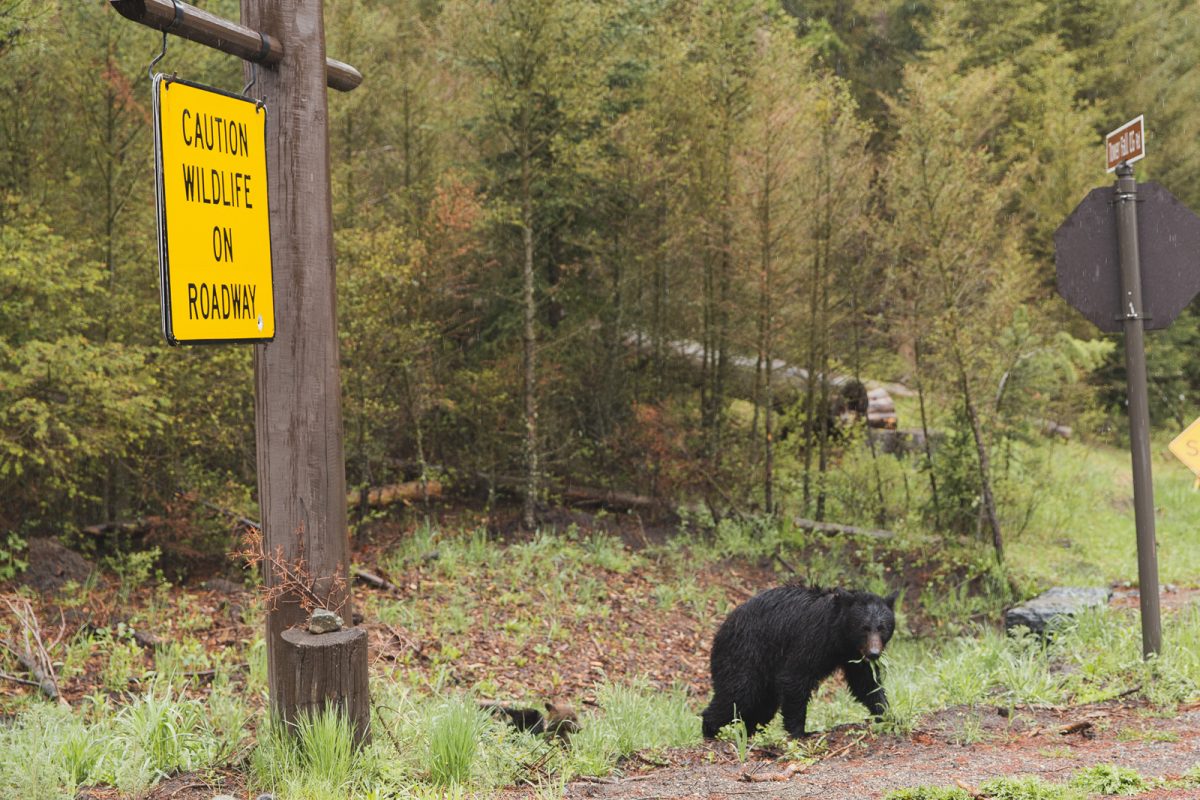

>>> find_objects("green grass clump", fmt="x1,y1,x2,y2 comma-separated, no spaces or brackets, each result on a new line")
979,774,1084,800
566,681,699,778
252,708,384,799
715,716,749,763
111,683,243,793
1069,764,1146,795
427,696,488,786
369,685,553,791
884,786,971,800
0,704,86,799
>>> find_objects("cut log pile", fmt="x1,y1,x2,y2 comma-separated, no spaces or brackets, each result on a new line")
625,333,899,429
866,387,896,430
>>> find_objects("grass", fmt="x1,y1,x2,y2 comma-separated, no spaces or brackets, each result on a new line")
1008,438,1200,586
890,763,1197,800
885,787,972,800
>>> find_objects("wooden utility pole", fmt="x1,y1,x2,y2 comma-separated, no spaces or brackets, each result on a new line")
240,0,367,741
110,0,368,739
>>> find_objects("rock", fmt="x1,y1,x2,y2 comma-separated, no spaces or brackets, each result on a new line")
308,608,344,634
1004,587,1112,635
203,577,245,595
211,795,240,800
17,538,96,594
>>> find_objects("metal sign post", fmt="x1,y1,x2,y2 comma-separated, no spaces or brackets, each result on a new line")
1055,116,1200,659
1112,164,1162,657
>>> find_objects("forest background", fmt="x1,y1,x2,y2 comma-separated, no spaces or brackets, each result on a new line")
3,0,1200,565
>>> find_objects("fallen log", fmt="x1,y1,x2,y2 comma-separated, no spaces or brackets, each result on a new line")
349,480,442,509
793,516,895,540
1039,419,1073,440
79,520,150,537
559,485,662,512
866,387,897,429
354,568,399,593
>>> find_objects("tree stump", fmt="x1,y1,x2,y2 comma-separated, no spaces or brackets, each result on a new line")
276,626,370,745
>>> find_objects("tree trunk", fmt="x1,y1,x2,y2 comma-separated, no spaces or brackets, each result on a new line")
520,147,539,531
958,364,1003,562
277,627,370,745
913,340,941,528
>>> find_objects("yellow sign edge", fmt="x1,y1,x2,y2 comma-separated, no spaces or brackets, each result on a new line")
1168,416,1200,478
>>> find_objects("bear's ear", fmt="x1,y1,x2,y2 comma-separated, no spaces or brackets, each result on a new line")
884,590,899,609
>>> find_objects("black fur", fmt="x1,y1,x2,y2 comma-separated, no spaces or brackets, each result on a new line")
481,701,580,741
701,585,897,739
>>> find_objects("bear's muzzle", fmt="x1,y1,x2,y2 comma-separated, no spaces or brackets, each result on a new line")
862,633,885,660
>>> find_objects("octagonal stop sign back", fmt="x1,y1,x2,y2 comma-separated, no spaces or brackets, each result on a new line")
1055,182,1200,332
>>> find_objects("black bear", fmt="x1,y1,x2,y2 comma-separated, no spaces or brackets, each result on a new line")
481,700,580,741
701,585,897,739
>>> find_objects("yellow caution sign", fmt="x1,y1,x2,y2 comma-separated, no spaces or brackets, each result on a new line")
1168,416,1200,478
153,75,274,344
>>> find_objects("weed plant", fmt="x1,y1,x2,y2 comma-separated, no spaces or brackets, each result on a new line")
715,714,749,762
885,787,972,800
1069,764,1145,795
979,774,1084,800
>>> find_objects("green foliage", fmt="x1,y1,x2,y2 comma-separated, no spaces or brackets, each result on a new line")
101,636,142,693
0,532,26,580
978,775,1083,800
0,704,86,799
885,786,971,800
103,546,162,606
0,0,1176,551
0,200,163,534
1069,764,1146,796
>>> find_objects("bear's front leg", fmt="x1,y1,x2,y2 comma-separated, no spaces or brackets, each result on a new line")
843,659,887,717
701,695,738,739
778,678,816,737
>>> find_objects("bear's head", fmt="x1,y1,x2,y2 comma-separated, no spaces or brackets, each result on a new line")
837,589,898,660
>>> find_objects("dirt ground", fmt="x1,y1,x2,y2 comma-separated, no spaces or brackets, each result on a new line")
529,701,1200,800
